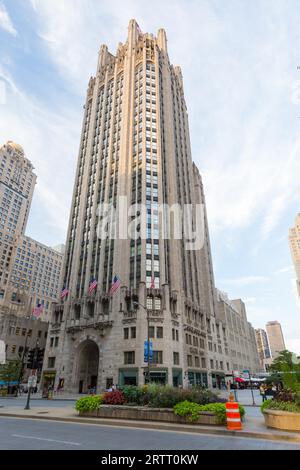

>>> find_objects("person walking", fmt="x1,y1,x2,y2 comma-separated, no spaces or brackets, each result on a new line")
260,384,266,402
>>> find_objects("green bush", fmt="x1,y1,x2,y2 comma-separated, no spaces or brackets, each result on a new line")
121,385,145,405
145,385,222,408
174,401,245,424
261,400,300,414
75,395,103,413
173,400,203,422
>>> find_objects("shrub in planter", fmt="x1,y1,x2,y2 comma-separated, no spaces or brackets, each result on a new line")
103,389,125,405
144,385,222,408
121,385,145,405
261,399,300,414
174,400,245,424
75,395,103,413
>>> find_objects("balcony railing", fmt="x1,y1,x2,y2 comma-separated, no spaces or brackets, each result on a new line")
66,315,112,332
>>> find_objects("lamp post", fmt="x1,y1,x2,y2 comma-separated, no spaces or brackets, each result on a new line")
133,301,151,384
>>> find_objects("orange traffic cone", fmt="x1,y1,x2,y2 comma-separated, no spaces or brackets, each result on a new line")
226,392,242,430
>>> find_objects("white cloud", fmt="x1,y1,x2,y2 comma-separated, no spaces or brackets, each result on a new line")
0,65,80,244
274,266,293,274
220,276,270,286
0,3,17,36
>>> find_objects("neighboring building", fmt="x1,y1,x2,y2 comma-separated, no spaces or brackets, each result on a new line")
289,214,300,298
0,141,36,300
255,328,271,370
43,20,220,393
0,311,48,380
9,235,63,320
266,321,286,359
215,290,261,380
0,141,64,320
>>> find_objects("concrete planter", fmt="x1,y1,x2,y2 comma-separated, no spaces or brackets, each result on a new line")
263,409,300,431
79,405,220,425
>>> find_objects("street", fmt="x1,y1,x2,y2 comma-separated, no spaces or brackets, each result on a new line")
0,416,299,450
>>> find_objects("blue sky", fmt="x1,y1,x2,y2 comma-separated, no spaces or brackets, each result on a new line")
1,0,300,353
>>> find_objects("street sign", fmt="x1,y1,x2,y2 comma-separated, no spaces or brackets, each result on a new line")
28,375,37,388
242,369,250,379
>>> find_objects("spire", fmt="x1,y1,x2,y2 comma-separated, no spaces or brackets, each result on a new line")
97,44,109,73
128,19,140,50
157,28,167,53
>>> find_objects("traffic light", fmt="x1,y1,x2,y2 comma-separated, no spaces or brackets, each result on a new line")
36,348,44,370
27,349,35,369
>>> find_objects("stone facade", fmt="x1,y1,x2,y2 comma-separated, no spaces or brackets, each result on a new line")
214,290,261,381
0,311,48,379
42,20,259,394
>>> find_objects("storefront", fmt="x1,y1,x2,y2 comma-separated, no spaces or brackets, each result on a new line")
118,368,138,386
187,371,208,387
172,368,183,387
211,372,226,389
41,370,56,398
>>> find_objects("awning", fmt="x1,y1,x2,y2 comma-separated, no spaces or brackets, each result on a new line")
235,377,245,383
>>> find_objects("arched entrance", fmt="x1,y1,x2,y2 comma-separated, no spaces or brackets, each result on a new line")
76,340,99,394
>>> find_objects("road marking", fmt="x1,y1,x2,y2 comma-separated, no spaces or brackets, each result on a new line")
12,434,81,446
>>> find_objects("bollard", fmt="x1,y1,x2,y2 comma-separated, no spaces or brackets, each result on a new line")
226,392,242,430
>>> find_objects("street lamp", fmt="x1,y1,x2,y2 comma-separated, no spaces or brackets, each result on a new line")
133,300,151,384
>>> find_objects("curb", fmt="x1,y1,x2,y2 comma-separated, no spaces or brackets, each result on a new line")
1,411,300,444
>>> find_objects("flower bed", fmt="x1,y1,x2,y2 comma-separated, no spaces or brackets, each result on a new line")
75,387,245,426
262,398,300,431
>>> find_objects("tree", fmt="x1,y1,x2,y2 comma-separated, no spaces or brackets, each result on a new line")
0,359,21,393
269,350,296,372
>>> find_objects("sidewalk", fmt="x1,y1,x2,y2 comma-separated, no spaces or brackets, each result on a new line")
0,404,300,443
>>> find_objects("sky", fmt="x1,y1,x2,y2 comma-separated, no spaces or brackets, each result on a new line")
1,0,300,353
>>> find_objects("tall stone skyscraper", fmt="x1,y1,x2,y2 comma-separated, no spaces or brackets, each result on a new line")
266,321,286,359
43,20,218,393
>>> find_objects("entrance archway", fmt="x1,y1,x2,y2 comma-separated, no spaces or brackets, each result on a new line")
77,340,99,394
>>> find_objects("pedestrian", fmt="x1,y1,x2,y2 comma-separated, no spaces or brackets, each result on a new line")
260,384,266,402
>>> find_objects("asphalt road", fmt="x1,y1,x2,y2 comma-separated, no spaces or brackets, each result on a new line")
0,397,75,408
0,417,299,450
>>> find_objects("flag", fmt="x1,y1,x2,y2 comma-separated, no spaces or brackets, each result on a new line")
60,287,69,299
150,274,155,289
88,278,98,294
109,275,121,295
32,303,44,318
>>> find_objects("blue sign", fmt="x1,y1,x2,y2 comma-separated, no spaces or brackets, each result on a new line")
144,340,153,363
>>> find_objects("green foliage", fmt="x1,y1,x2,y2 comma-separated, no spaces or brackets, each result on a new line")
174,401,245,425
269,350,299,373
261,400,300,414
260,399,273,413
0,359,21,385
121,385,145,405
173,401,202,422
145,385,222,408
75,395,103,412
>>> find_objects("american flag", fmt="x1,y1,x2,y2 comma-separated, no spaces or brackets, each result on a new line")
150,274,155,289
88,278,98,294
32,303,44,318
109,275,121,295
60,287,69,299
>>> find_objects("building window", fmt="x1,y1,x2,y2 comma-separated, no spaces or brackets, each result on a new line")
124,328,129,340
152,351,163,364
201,358,206,368
11,345,16,354
131,327,136,339
48,357,56,368
50,337,54,347
187,355,193,367
55,337,59,347
124,351,135,365
195,356,200,368
210,359,214,369
173,352,179,365
156,326,163,338
149,326,155,338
